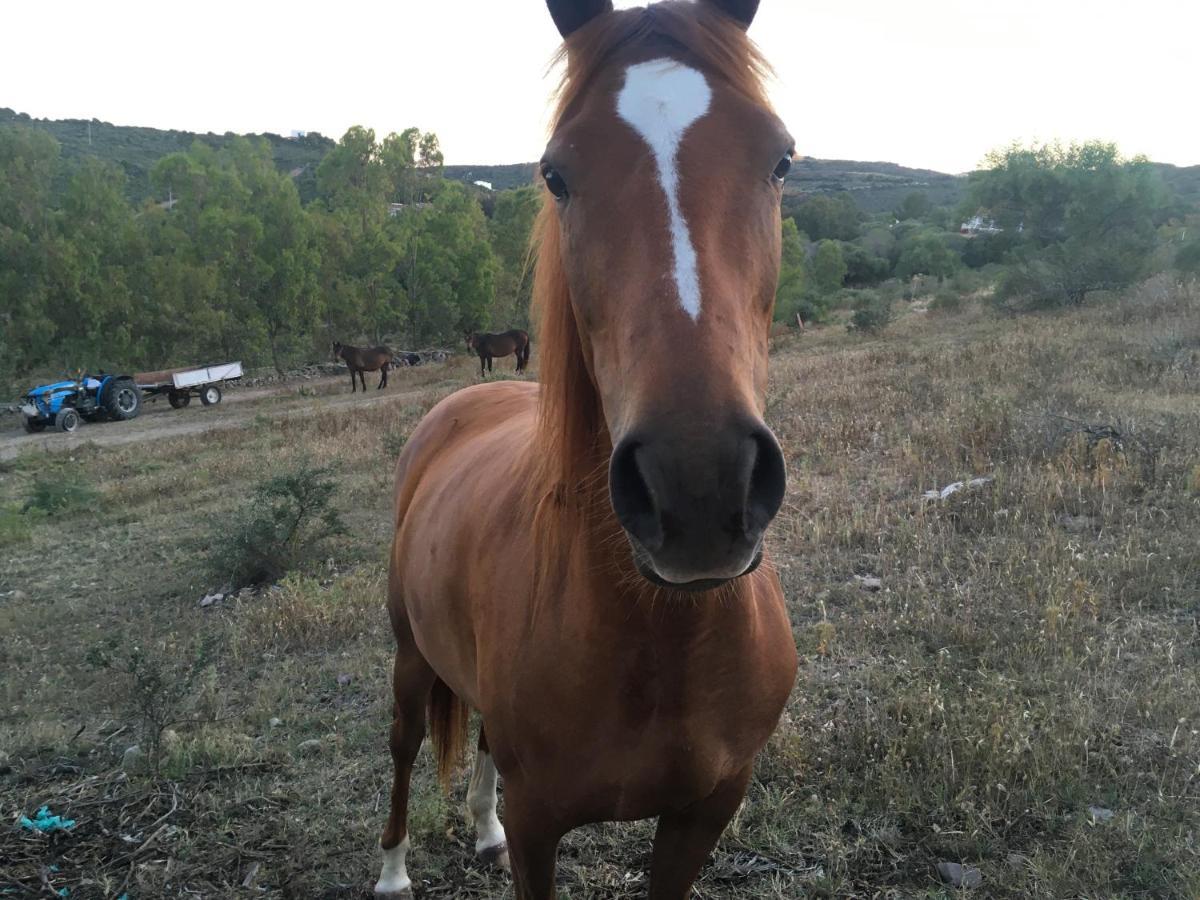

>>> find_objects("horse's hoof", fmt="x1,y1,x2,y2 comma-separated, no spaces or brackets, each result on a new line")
478,841,510,871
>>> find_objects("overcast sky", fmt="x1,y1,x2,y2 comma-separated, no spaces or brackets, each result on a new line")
4,0,1195,173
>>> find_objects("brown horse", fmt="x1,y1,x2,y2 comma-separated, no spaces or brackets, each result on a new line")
376,2,797,898
333,341,391,392
466,329,532,377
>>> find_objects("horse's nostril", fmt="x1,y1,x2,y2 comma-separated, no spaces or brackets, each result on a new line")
609,440,664,552
743,427,786,536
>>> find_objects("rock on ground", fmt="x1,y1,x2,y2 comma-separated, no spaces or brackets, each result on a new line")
936,861,983,889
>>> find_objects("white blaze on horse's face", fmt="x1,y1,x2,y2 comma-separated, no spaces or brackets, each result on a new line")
616,59,713,322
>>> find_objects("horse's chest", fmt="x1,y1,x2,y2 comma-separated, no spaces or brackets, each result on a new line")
496,641,786,822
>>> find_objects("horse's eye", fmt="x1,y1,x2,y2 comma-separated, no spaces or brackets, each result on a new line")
541,163,569,200
772,154,794,182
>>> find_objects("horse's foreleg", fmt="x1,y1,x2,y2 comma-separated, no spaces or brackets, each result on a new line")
466,727,508,869
359,370,367,392
646,766,753,899
379,365,388,390
500,783,564,900
479,355,486,378
350,368,357,393
376,613,436,896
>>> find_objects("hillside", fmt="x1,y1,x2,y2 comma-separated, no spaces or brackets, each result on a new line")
443,163,538,192
0,108,335,204
5,108,1197,217
784,157,966,213
444,158,968,213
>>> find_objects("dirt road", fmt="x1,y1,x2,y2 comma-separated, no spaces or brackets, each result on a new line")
0,375,430,461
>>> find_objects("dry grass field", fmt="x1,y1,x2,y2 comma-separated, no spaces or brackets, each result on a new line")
2,279,1199,898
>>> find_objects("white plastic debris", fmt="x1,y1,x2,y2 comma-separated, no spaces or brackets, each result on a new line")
923,476,993,501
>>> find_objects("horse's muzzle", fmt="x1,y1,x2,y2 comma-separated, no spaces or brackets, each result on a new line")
608,421,786,590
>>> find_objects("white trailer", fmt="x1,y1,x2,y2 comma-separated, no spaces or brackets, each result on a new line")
135,361,243,409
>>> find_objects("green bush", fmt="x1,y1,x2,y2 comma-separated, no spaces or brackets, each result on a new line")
930,288,965,314
0,505,36,546
1176,239,1200,279
87,634,220,772
848,293,894,335
208,463,346,588
382,427,408,458
24,470,98,515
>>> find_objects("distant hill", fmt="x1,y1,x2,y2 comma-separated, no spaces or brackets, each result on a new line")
446,157,1200,219
444,158,968,214
0,108,335,204
5,108,1197,217
784,157,966,214
443,163,538,193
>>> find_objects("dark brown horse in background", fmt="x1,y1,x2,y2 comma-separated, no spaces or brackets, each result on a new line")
375,2,797,898
466,329,531,377
333,341,391,392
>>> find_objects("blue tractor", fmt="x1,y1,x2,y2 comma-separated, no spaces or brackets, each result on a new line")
19,373,142,434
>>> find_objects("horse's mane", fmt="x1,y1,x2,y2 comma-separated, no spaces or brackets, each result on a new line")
527,2,774,594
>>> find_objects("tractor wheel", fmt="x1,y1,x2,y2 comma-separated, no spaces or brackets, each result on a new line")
168,391,191,409
199,385,222,406
23,417,46,434
55,409,80,433
105,378,142,421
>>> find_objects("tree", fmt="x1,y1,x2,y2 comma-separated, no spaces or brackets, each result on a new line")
488,186,541,329
895,233,959,282
0,127,60,380
393,182,497,345
789,192,861,242
316,126,387,232
774,218,810,323
895,191,932,222
841,242,891,286
968,141,1167,306
380,127,445,205
812,240,848,295
149,138,322,370
1177,238,1200,279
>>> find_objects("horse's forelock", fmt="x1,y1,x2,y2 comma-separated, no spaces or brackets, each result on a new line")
548,0,773,132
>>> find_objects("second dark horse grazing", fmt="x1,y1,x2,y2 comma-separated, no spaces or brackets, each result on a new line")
333,341,391,392
466,329,531,377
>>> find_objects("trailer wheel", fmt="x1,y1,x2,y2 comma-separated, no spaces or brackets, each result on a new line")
105,378,142,421
168,391,191,409
55,409,80,433
23,417,46,434
200,385,222,406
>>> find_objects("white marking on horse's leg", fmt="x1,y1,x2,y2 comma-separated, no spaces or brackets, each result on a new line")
467,750,508,867
374,836,411,895
616,58,713,321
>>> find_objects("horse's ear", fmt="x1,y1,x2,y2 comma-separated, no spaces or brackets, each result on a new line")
699,0,760,29
546,0,613,38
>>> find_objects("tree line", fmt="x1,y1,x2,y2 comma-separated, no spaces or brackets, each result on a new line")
774,140,1200,326
3,123,1197,390
0,124,539,387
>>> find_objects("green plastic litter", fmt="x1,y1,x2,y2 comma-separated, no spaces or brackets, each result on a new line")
18,805,76,833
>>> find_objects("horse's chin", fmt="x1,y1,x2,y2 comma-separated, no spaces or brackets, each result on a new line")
626,540,764,594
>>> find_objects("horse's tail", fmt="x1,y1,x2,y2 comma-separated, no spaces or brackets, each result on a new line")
428,677,469,792
520,334,532,368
